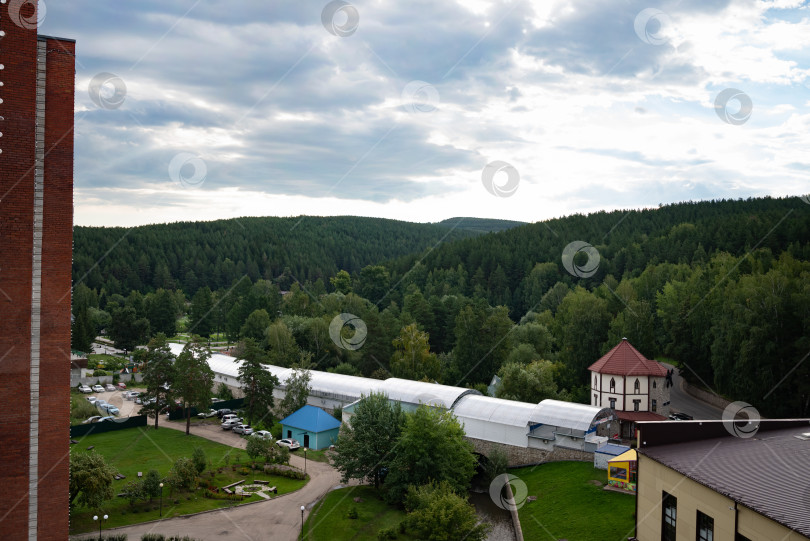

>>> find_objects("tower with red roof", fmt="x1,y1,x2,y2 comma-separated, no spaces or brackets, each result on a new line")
588,338,670,439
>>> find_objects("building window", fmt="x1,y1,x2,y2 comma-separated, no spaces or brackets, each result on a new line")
653,380,657,389
594,375,598,387
652,399,657,412
594,394,598,405
609,397,616,409
634,378,640,393
633,399,640,412
610,378,616,393
696,511,714,541
661,491,677,541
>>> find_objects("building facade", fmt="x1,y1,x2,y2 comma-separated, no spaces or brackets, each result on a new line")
0,2,75,538
634,420,810,541
589,338,670,438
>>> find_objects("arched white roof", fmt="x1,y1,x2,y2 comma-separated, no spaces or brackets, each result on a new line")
168,342,242,379
306,371,381,402
452,395,537,427
531,399,611,432
377,378,481,409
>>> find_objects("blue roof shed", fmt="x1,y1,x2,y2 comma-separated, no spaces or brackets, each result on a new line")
279,405,341,450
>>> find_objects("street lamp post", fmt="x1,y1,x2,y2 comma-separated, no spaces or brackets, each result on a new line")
93,514,108,541
159,482,164,516
303,447,308,476
300,505,305,540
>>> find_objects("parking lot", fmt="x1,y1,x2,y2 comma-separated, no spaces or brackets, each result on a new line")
83,387,145,418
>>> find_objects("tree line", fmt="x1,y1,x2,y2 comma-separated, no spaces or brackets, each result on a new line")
72,197,810,417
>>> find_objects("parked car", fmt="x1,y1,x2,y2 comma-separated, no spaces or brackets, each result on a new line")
116,382,127,391
99,404,119,416
276,438,300,450
92,384,105,393
216,408,233,418
669,412,694,421
211,397,223,403
232,424,253,435
221,413,241,423
197,409,218,418
78,384,92,394
125,391,139,401
105,383,116,392
82,415,102,424
221,419,240,430
86,396,97,404
97,416,116,423
95,399,108,408
251,430,273,440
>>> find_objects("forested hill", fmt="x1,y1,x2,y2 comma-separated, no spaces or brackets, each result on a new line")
72,216,479,294
389,196,810,317
433,217,526,234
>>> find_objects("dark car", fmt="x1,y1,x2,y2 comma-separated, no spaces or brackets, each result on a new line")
216,408,233,418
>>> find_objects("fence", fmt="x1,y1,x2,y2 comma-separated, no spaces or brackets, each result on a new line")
70,415,148,438
167,398,244,421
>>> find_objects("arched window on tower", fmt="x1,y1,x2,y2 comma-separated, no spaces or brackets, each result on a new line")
634,379,640,393
594,375,598,387
610,378,616,393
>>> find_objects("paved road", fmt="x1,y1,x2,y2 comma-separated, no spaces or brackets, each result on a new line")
75,420,354,541
662,363,725,420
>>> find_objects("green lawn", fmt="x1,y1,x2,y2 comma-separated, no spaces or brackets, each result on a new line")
301,448,332,464
303,486,417,541
69,427,307,534
515,461,636,541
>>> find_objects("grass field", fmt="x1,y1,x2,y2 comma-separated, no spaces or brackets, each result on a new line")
303,486,416,541
69,427,307,534
514,461,636,541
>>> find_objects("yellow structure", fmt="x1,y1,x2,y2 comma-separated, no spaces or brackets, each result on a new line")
607,449,637,492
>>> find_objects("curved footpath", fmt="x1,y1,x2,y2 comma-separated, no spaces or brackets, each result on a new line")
71,420,352,541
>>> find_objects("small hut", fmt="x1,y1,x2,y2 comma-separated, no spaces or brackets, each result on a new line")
607,449,637,492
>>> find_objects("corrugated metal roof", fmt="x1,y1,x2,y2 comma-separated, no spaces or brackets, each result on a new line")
640,427,810,537
588,339,668,377
596,443,631,456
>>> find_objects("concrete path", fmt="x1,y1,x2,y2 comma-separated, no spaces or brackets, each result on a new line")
74,419,352,541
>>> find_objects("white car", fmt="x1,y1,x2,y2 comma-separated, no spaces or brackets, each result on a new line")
276,438,300,450
78,384,92,394
92,384,105,393
105,383,116,392
221,419,240,430
197,409,218,418
125,391,140,401
86,396,97,404
232,424,253,435
251,430,273,440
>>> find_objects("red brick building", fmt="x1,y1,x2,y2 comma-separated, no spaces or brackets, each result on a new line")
0,1,75,539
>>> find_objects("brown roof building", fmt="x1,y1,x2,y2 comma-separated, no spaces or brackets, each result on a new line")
588,339,670,438
634,419,810,541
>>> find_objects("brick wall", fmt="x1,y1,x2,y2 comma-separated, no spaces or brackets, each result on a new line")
0,2,74,538
0,2,38,537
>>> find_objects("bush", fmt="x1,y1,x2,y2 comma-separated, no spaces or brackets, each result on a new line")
270,422,282,440
171,457,197,490
377,527,397,540
192,447,207,475
238,467,250,476
142,469,161,500
202,489,244,501
277,445,290,465
263,464,305,480
346,506,358,519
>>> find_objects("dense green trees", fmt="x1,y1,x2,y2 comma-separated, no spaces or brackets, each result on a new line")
71,197,810,418
174,339,215,435
69,451,117,509
235,339,280,426
137,333,177,429
332,392,405,490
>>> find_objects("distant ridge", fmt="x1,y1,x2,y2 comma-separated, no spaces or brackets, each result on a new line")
434,217,526,234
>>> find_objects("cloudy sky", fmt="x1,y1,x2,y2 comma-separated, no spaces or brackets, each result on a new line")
41,0,810,227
